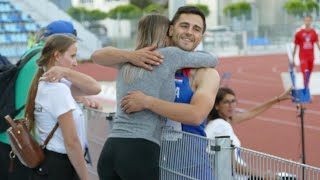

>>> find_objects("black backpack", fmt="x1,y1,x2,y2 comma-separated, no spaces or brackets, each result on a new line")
0,48,41,133
0,54,11,65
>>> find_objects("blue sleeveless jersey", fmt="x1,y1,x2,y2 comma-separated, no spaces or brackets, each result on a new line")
174,71,207,137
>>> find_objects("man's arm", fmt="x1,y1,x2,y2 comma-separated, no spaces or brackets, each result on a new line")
292,44,298,67
91,46,163,70
316,42,320,51
121,68,220,125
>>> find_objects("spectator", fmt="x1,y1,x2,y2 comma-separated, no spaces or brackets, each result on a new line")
25,34,100,180
0,20,99,180
205,87,292,179
27,31,36,48
0,54,11,65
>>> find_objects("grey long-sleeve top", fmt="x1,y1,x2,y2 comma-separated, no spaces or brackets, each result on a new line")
110,47,218,145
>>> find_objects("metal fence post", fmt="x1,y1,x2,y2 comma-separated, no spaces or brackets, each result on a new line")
214,136,232,180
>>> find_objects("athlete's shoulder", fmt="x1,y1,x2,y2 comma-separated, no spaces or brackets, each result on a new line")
194,67,218,76
295,28,303,35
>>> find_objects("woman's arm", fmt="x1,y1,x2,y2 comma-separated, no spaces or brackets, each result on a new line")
158,47,218,70
58,111,88,180
41,66,101,97
91,46,163,70
121,68,220,125
231,88,292,125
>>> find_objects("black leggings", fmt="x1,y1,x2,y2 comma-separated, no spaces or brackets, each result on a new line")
97,138,160,180
0,142,30,180
30,149,79,180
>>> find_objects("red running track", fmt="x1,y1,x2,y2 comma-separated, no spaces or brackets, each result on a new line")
218,54,320,167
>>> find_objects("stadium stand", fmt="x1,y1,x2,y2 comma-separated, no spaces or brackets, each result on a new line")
11,0,102,61
0,0,102,63
0,0,40,61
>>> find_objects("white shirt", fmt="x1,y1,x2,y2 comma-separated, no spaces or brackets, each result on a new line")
34,79,87,154
205,118,248,180
205,118,241,147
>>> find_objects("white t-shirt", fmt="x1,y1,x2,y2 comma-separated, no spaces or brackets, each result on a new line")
205,118,248,180
205,118,241,147
34,79,87,154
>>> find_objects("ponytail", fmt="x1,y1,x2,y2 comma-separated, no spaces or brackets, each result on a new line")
24,68,44,131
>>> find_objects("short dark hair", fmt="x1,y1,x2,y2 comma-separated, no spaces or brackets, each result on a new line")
305,15,313,19
171,6,206,33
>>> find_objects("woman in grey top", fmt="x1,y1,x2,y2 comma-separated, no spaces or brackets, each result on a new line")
94,14,218,180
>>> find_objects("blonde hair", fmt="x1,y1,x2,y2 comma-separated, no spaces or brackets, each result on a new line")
122,14,170,83
25,34,77,131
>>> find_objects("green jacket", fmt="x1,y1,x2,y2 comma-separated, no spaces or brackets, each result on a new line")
0,41,44,144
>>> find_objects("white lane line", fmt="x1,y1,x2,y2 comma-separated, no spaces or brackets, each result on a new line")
255,116,320,132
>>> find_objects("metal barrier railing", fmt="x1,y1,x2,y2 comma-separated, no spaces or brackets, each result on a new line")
233,146,320,180
83,108,320,180
83,107,113,180
159,128,216,180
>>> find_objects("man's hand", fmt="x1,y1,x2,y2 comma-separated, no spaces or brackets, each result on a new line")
129,46,163,71
121,91,150,113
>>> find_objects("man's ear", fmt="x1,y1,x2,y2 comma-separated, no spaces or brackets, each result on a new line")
168,25,174,37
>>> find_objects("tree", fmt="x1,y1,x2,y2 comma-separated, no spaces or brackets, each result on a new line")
305,0,319,15
88,10,108,21
67,7,108,22
107,4,142,20
189,4,210,17
284,0,319,17
284,0,306,17
130,0,153,9
223,1,251,18
143,4,166,14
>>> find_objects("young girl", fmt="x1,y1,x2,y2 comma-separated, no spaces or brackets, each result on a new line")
25,34,101,180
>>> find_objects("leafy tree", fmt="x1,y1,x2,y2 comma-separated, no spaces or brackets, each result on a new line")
191,4,210,17
88,10,108,21
305,0,319,15
67,7,89,21
67,7,108,21
130,0,153,9
223,1,251,18
107,4,142,19
284,0,306,17
143,4,166,14
284,0,319,17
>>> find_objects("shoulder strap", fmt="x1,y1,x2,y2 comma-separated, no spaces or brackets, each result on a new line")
16,47,42,68
43,122,59,148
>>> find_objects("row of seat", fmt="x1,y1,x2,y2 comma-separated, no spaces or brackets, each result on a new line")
0,12,33,22
0,1,39,59
0,22,39,33
0,45,28,57
0,33,29,43
0,3,17,13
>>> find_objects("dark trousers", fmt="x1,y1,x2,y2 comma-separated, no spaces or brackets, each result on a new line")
0,142,30,180
30,149,79,180
97,138,160,180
